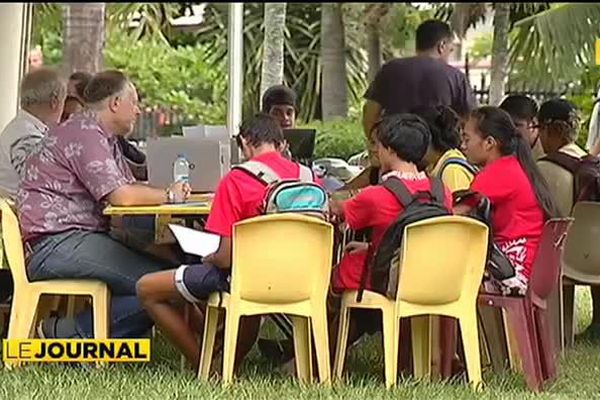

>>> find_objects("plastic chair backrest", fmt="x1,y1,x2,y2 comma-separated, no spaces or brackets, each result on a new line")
563,202,600,279
0,199,28,288
528,218,573,301
397,216,488,306
231,213,334,304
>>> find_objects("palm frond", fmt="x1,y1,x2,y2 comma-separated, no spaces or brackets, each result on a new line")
508,3,600,88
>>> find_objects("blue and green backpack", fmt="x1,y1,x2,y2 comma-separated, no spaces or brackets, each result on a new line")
233,160,328,219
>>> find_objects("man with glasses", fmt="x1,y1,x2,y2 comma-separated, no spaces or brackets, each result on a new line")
500,94,544,160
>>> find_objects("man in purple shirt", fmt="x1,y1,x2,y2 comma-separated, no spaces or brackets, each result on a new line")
18,70,190,339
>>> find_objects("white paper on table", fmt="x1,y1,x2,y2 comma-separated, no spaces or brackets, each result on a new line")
168,224,220,257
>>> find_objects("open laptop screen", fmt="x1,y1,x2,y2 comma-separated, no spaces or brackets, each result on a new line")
283,129,316,163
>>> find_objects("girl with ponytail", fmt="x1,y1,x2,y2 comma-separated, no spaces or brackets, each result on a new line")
458,106,560,294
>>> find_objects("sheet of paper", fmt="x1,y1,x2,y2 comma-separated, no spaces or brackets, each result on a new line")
168,224,220,257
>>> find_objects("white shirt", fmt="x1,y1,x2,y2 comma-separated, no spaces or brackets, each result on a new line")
0,110,48,199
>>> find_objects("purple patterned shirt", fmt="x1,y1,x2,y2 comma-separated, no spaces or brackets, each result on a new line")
17,110,135,241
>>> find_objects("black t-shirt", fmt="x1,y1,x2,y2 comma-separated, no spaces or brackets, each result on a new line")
365,56,476,117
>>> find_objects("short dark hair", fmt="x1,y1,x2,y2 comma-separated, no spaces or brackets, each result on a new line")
375,114,431,164
238,113,284,148
83,70,129,104
69,71,93,99
499,95,539,122
262,85,297,113
416,20,453,52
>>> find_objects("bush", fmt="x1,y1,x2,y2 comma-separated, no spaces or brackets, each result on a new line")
567,66,600,149
104,36,227,125
302,119,366,160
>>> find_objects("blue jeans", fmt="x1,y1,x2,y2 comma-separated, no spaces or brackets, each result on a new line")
27,230,172,338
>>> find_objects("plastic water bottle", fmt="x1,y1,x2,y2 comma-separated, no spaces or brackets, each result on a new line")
173,154,190,184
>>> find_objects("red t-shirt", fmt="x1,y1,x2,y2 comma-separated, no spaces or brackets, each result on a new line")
332,178,453,291
470,155,544,279
205,151,314,237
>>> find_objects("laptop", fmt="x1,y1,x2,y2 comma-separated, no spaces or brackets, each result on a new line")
146,136,231,193
283,128,316,165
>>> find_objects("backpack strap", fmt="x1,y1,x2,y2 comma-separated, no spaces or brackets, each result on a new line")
439,157,478,176
539,152,582,174
382,177,414,208
429,176,446,204
233,160,280,185
298,164,314,183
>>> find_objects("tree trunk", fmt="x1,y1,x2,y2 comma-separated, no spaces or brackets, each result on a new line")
489,3,510,106
450,3,472,61
366,24,381,83
63,3,105,75
260,3,287,105
321,3,348,121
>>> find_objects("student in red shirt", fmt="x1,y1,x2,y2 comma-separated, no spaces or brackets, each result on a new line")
457,106,560,295
331,113,453,292
136,113,313,372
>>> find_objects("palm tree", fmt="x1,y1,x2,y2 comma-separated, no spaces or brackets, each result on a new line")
489,3,510,106
321,3,348,121
34,3,180,73
63,3,106,74
260,3,287,104
509,3,600,89
449,3,487,61
364,4,392,82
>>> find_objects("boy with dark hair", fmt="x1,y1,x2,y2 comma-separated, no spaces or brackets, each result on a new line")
536,99,600,342
262,85,297,130
136,113,316,372
500,95,544,159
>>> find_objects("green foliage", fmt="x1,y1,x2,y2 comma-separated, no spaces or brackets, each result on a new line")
302,119,365,160
509,3,600,88
381,4,432,59
567,66,600,148
468,32,493,62
104,35,227,125
196,3,368,122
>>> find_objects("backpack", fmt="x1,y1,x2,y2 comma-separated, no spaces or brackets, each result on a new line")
439,157,478,177
233,160,328,219
358,176,450,300
453,190,516,282
540,152,600,203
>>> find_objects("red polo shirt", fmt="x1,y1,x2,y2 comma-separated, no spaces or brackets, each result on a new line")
332,178,453,291
205,151,314,237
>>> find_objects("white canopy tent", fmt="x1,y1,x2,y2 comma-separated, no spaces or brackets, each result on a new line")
0,3,244,137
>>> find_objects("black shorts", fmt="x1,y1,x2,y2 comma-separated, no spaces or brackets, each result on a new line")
174,264,229,303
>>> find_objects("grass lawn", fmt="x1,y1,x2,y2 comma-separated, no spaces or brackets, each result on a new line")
0,288,599,400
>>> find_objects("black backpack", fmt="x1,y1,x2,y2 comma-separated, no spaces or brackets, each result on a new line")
540,152,600,203
358,176,450,300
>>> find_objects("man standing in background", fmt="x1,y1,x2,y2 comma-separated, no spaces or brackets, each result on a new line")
349,19,476,189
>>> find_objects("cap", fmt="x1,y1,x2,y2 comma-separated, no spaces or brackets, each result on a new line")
538,98,577,125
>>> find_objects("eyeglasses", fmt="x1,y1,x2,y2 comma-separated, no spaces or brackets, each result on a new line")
515,121,539,130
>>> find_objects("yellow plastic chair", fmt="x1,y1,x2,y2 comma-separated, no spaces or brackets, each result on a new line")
562,202,600,347
333,216,489,389
198,214,334,384
0,199,110,367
